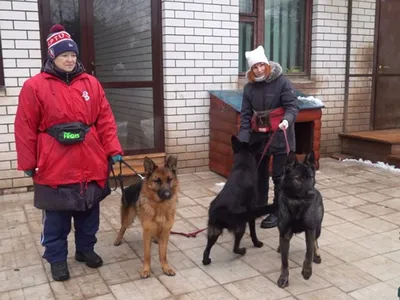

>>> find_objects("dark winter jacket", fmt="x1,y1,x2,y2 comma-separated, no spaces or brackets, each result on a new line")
237,61,299,154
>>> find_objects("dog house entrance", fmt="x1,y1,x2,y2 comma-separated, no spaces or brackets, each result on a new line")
294,122,314,155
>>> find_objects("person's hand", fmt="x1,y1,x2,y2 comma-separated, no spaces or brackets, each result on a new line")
278,119,289,130
24,170,34,177
112,154,123,163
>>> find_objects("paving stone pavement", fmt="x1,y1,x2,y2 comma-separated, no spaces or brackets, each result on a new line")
0,158,399,299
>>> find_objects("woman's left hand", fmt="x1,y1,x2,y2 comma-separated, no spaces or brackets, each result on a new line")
278,119,289,130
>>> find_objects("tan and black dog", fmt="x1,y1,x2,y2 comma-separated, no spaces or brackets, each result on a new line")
113,155,179,278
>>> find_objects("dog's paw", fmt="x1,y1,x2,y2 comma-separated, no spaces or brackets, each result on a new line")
202,257,211,265
113,239,122,246
162,266,176,276
277,275,289,288
253,240,263,248
233,247,246,256
313,255,321,264
140,269,151,279
301,267,312,280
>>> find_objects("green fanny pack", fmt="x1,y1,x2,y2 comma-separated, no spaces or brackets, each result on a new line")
45,122,92,145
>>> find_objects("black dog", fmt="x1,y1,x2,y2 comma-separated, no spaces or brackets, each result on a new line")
276,150,324,288
202,135,275,265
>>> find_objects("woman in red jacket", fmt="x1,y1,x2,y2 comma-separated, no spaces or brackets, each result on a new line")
14,25,123,281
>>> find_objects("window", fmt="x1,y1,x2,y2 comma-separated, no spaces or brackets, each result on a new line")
239,0,312,76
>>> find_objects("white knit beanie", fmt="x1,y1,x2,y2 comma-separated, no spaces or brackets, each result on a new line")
245,45,269,69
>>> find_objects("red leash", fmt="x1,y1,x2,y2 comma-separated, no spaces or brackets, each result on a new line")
170,228,207,238
170,128,289,239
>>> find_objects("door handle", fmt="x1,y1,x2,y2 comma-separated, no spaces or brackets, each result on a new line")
378,65,390,69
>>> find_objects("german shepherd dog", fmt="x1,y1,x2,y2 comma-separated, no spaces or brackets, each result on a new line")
113,156,179,279
202,136,275,265
276,151,324,288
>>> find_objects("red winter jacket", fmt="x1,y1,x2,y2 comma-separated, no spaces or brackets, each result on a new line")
14,62,123,188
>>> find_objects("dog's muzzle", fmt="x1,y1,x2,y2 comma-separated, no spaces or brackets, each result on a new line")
158,189,172,201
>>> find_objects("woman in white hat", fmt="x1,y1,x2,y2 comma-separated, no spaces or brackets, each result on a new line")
237,45,299,229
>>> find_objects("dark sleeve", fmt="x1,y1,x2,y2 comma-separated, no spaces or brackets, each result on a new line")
280,78,299,125
237,86,253,143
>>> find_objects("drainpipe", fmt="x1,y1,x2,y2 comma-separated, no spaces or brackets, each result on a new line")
343,0,353,133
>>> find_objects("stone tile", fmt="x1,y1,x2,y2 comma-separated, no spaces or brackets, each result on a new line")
349,282,397,300
356,204,396,216
181,189,216,199
259,234,312,253
187,217,208,230
177,205,208,219
193,196,215,208
128,239,178,258
241,249,300,275
355,181,390,192
379,211,400,226
336,185,369,196
330,195,368,207
177,173,202,183
378,186,400,198
162,286,236,300
183,245,260,285
0,210,27,225
50,273,109,299
320,189,348,199
288,249,344,271
324,222,373,240
351,255,400,281
223,275,291,300
379,198,400,211
322,200,347,212
109,278,171,300
23,204,42,222
44,258,98,282
323,241,377,263
159,267,218,295
312,228,347,247
96,243,138,264
321,213,347,227
87,295,116,300
265,267,332,296
169,220,208,251
329,208,371,222
297,286,355,300
98,215,115,232
316,263,380,293
176,196,197,208
353,233,400,254
220,236,271,255
0,283,54,300
0,223,30,241
150,250,197,277
354,191,392,203
355,217,398,233
337,176,370,185
98,259,143,285
318,178,350,187
0,264,48,293
383,250,400,265
194,171,223,180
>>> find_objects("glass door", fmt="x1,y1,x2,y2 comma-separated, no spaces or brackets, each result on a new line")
38,0,165,155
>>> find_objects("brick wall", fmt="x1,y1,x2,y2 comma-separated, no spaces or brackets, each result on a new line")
162,0,239,173
0,0,39,191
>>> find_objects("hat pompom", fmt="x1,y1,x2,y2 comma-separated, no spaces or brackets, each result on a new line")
49,24,65,33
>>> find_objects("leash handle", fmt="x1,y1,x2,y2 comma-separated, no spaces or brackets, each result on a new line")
257,127,290,168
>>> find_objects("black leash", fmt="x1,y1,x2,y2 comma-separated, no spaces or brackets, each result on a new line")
109,158,144,193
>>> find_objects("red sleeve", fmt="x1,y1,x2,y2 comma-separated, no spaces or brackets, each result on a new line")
14,82,41,171
94,80,123,157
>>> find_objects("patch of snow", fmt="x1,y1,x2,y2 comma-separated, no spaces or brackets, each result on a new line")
215,182,226,186
341,158,400,172
297,96,324,107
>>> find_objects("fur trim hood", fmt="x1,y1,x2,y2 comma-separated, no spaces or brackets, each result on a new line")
246,61,283,83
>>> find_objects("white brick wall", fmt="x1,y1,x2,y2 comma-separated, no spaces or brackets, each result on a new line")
0,0,40,190
162,0,239,173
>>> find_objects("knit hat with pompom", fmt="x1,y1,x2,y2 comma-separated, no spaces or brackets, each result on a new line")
46,24,79,59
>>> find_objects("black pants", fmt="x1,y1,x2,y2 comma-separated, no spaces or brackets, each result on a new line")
255,153,287,208
40,203,100,263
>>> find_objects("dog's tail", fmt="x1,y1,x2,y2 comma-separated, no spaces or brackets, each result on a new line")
234,204,276,221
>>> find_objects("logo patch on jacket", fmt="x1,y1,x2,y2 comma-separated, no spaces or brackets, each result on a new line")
82,91,90,101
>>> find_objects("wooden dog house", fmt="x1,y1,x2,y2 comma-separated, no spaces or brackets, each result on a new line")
208,90,324,178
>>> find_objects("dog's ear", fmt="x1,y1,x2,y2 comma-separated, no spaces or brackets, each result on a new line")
285,151,297,168
231,135,242,153
304,151,316,166
144,156,157,174
165,155,178,174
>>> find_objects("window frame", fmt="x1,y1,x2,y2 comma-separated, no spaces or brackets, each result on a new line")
239,0,313,78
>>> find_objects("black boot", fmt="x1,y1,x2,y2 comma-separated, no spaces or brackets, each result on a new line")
260,177,282,229
51,260,70,281
75,251,103,268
